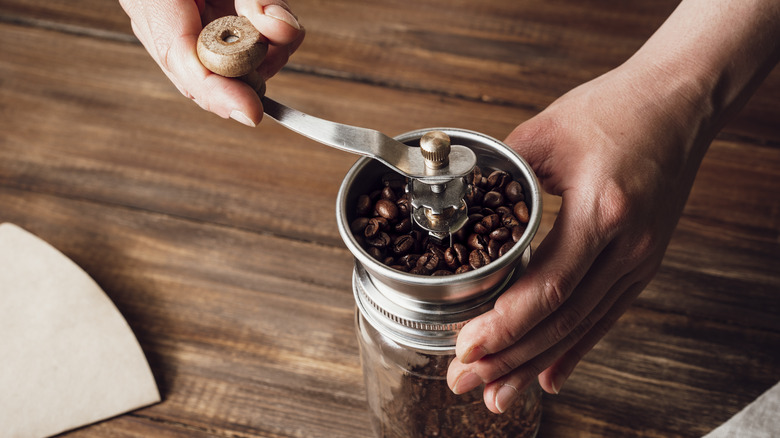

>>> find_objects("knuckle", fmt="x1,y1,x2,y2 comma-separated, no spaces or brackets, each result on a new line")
538,272,573,315
549,307,583,345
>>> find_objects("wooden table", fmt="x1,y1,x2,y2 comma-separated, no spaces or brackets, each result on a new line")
1,1,778,436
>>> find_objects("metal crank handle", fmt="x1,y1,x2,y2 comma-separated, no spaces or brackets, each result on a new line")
196,16,476,183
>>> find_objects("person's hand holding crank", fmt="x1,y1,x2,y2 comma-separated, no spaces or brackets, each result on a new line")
119,0,304,127
448,0,780,414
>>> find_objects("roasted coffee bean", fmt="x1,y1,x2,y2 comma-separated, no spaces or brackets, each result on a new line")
469,249,492,269
380,186,398,202
511,225,525,243
364,217,389,238
399,254,421,269
504,180,524,203
396,196,411,216
382,172,406,190
483,191,504,209
393,217,412,234
351,217,370,234
465,185,485,206
501,213,520,228
367,246,384,260
356,194,372,216
474,214,500,234
514,201,530,223
392,234,415,255
444,243,469,268
495,205,513,217
416,252,440,271
375,199,399,221
469,166,482,187
487,238,503,260
352,164,532,276
489,226,511,242
390,264,409,272
366,232,391,248
499,241,515,257
432,269,453,276
409,266,430,275
466,233,487,251
487,170,511,191
455,265,472,274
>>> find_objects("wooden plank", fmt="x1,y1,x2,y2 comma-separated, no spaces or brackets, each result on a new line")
2,188,778,437
0,187,372,438
2,0,778,145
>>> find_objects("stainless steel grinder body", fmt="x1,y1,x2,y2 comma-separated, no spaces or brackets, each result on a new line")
337,128,543,437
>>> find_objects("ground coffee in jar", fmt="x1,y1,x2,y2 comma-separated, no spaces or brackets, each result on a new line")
337,128,543,438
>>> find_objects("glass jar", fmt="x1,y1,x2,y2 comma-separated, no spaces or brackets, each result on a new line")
356,310,541,438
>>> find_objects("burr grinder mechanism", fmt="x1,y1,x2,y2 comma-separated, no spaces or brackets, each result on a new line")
409,130,471,243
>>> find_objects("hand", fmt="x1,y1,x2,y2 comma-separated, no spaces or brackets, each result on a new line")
447,61,714,413
120,0,305,126
446,0,778,414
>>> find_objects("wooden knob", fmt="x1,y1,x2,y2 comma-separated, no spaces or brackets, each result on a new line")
197,16,268,95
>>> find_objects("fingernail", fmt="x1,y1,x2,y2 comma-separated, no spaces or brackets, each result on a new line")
461,345,487,364
263,4,300,30
230,110,256,127
551,373,566,395
495,384,519,414
453,372,482,395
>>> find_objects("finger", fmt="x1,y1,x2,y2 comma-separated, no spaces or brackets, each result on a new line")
140,0,263,124
447,252,635,396
537,280,647,395
454,190,619,365
236,1,302,45
236,0,305,80
479,279,646,414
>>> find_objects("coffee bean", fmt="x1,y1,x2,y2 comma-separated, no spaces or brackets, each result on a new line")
487,170,511,191
465,185,485,206
466,233,487,251
513,202,530,224
399,254,421,269
367,247,384,260
469,250,491,269
501,213,520,228
366,232,391,248
364,217,388,238
432,269,453,276
487,238,502,260
392,234,415,256
499,240,515,257
351,217,370,234
381,186,398,202
409,266,430,275
396,196,411,216
511,225,525,243
375,199,399,221
504,180,524,203
417,252,440,271
352,164,532,276
470,166,482,187
483,191,504,209
489,226,511,242
356,194,372,216
394,217,412,234
455,265,472,274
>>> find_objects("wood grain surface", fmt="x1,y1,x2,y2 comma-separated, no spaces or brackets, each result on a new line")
1,1,778,437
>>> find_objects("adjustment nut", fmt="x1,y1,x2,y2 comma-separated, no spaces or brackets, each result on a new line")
420,131,451,169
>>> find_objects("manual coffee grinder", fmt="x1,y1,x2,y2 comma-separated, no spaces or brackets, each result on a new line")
198,17,543,438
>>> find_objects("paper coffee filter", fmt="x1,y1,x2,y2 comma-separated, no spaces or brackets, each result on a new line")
0,223,160,437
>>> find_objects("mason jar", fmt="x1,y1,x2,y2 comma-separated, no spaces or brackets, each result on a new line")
337,128,543,438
